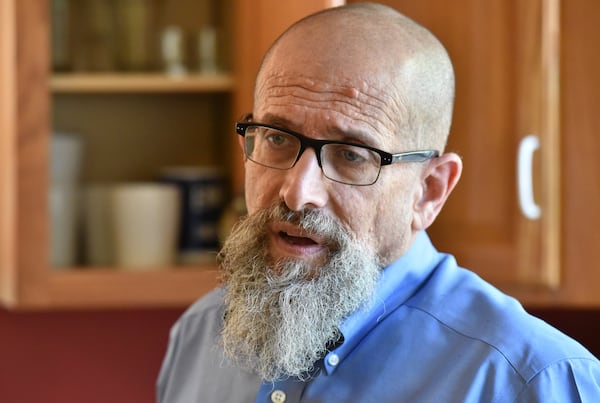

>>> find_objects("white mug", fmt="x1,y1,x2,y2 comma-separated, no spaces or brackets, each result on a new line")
111,183,180,269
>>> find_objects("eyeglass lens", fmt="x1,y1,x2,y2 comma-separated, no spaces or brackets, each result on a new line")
243,125,382,185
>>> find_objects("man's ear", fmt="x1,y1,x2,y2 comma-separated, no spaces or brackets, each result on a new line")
412,152,462,231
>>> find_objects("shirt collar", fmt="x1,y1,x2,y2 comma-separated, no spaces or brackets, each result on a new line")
322,231,443,375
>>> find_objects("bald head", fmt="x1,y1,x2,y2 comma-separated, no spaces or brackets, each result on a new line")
255,3,455,151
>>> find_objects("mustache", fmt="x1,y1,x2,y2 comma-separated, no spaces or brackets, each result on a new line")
269,202,349,249
219,202,349,262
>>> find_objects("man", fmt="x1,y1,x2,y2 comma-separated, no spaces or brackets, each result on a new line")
157,3,600,402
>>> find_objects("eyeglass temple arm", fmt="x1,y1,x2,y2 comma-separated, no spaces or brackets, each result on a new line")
390,150,439,164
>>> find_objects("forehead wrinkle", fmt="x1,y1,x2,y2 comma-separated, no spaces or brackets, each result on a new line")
265,96,386,139
265,101,381,142
257,78,401,139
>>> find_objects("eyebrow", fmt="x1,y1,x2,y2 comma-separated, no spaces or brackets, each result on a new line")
258,113,380,148
260,113,294,129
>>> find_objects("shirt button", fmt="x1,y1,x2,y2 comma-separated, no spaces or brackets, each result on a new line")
327,353,340,367
271,389,286,403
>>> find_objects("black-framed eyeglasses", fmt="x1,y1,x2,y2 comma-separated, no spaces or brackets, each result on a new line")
236,115,439,186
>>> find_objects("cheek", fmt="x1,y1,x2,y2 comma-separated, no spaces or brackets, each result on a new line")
244,164,280,214
354,181,417,264
334,192,384,246
366,202,411,264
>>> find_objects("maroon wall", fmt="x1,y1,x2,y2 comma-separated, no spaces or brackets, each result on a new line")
0,308,183,403
0,308,598,403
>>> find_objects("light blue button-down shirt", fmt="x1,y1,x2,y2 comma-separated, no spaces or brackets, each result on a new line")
158,232,600,402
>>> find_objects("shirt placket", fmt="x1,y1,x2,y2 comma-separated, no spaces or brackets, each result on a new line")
254,378,306,403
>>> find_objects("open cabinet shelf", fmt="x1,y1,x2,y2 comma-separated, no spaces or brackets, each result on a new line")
0,0,340,310
8,266,220,310
50,72,234,93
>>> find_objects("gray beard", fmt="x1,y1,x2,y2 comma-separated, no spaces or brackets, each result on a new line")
218,202,381,382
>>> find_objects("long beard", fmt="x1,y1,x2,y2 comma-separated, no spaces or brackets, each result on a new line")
218,203,381,382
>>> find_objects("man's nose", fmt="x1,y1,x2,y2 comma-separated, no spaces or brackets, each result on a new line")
279,148,329,211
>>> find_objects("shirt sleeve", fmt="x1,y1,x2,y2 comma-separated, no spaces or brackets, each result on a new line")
513,358,600,402
156,320,182,403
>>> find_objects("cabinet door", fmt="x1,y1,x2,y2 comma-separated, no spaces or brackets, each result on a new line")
347,0,561,297
0,0,51,307
560,0,600,305
0,0,17,302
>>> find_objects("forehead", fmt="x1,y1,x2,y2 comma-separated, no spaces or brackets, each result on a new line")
254,68,404,147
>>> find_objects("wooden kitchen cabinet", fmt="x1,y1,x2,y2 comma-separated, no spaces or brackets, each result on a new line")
0,0,339,309
350,0,600,306
3,0,598,310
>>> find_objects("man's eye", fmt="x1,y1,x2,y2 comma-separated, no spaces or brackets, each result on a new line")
265,133,287,146
341,148,365,162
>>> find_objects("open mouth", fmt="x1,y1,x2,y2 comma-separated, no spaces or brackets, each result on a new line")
268,221,332,263
279,231,319,246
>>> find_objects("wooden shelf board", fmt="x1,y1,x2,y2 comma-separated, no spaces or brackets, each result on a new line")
50,72,234,93
14,266,220,310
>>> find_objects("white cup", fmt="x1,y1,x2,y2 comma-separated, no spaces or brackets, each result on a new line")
111,183,180,269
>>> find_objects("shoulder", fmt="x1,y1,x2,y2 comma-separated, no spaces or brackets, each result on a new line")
406,258,599,387
514,356,600,401
166,286,226,343
159,286,226,370
179,286,226,326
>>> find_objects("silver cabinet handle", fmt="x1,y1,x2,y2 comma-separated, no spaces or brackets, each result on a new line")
517,135,541,220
